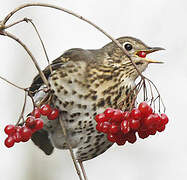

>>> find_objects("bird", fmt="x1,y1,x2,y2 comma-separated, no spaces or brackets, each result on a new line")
29,36,164,162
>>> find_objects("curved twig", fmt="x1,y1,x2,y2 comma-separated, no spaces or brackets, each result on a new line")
59,115,83,180
3,31,49,87
16,90,27,125
2,3,144,78
26,19,52,73
0,75,26,91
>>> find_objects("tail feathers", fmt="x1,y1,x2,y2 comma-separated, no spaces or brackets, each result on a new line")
31,129,54,155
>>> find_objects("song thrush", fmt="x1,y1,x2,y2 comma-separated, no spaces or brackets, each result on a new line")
30,36,163,161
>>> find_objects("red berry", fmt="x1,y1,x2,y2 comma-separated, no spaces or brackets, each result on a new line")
47,108,59,120
130,108,142,120
137,51,146,58
129,119,141,129
25,116,36,129
144,114,155,129
126,132,137,144
148,129,157,135
138,102,153,117
107,133,116,142
15,126,22,133
157,125,165,132
21,136,30,142
160,113,169,125
4,125,16,135
109,123,120,134
115,133,126,145
101,121,111,133
21,126,32,141
31,107,41,118
123,111,130,120
35,119,44,130
116,139,126,145
111,109,124,123
13,132,22,143
95,113,107,123
40,104,52,116
121,120,130,134
104,108,115,119
96,122,103,132
4,136,15,148
138,131,149,139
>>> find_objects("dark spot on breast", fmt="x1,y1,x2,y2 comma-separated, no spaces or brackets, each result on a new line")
52,76,58,81
60,72,67,78
79,94,83,99
97,98,105,107
91,95,97,100
82,105,87,109
85,112,89,116
77,104,82,108
84,144,91,149
69,119,74,123
84,136,92,143
64,90,68,95
54,82,58,86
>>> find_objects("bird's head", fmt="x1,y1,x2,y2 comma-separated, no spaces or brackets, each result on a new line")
102,36,164,79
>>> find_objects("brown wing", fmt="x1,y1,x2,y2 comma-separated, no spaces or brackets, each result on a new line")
29,48,93,94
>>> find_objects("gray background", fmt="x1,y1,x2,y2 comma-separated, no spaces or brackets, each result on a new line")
0,0,187,180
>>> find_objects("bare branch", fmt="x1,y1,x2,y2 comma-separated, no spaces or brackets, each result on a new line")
26,19,52,73
4,17,29,29
16,90,27,125
59,115,83,180
0,75,26,90
3,31,49,87
2,3,144,78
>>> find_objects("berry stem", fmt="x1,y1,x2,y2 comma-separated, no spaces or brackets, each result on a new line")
16,91,28,126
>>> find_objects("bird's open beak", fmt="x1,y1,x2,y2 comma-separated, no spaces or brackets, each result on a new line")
135,47,165,64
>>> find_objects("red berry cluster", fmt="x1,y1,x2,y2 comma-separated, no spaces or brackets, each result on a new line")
95,102,169,146
4,117,43,148
4,104,59,148
36,104,59,120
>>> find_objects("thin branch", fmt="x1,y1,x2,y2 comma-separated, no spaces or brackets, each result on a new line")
26,19,52,73
16,90,27,125
2,3,144,78
2,31,49,87
78,160,88,180
59,115,83,180
4,17,29,29
0,75,26,90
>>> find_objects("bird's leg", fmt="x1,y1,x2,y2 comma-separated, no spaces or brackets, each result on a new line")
78,160,88,180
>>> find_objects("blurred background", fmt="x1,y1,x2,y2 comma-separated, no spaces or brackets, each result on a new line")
0,0,187,180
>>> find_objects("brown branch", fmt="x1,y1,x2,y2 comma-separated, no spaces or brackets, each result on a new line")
59,115,83,180
26,19,52,73
4,17,29,29
2,31,49,87
16,90,27,125
2,3,144,78
78,160,88,180
0,75,26,90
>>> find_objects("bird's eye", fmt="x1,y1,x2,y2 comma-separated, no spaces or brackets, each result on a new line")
124,43,133,51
